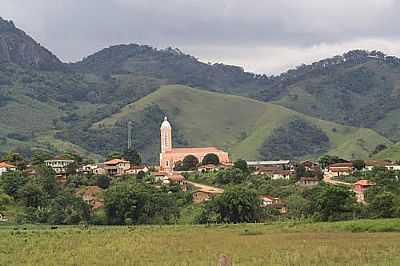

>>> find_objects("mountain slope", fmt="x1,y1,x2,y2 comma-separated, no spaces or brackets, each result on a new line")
93,85,392,161
0,17,62,70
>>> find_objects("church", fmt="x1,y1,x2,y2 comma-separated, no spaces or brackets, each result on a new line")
159,117,230,171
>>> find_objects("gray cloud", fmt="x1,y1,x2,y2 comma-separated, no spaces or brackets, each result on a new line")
2,0,400,74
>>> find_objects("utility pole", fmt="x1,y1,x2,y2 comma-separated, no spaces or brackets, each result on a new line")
128,121,133,150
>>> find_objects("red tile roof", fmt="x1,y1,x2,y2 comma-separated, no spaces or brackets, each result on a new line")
354,180,376,187
104,159,129,165
329,163,353,168
165,147,223,154
0,162,16,169
168,174,185,182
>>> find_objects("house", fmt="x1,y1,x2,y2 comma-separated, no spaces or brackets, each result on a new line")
297,176,320,187
247,160,293,170
162,173,186,186
259,195,288,214
80,164,99,174
103,159,130,176
364,160,400,171
327,163,353,177
300,160,320,171
0,162,16,176
125,165,149,175
44,156,75,175
354,179,376,193
76,186,104,210
153,171,169,182
198,164,221,173
254,166,292,179
192,187,224,204
354,179,376,203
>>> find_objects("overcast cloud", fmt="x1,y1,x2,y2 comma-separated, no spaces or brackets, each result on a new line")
2,0,400,74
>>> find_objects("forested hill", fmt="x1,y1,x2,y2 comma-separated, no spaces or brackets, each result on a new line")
2,16,400,161
0,17,62,70
70,44,270,95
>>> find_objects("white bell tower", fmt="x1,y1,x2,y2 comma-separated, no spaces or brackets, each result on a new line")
160,116,172,153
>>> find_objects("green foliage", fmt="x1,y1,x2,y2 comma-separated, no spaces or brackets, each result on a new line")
123,148,142,165
260,119,330,160
233,159,248,173
215,168,245,185
103,182,179,225
202,153,220,165
307,184,356,221
368,192,397,218
352,160,365,171
1,171,26,197
181,155,199,171
96,175,110,189
199,186,262,223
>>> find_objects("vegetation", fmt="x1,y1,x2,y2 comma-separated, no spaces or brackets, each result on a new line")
259,119,330,160
1,220,400,265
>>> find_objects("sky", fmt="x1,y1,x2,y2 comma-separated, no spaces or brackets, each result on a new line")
2,0,400,75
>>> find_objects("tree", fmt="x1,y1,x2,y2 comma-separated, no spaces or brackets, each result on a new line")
202,153,220,165
31,150,52,165
309,184,356,221
200,187,262,223
96,175,110,189
215,168,245,185
233,159,248,173
123,148,142,165
368,192,396,218
0,171,26,197
352,160,365,171
182,155,199,171
319,155,347,169
18,181,45,208
34,165,58,197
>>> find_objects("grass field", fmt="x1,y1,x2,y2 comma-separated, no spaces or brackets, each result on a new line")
95,85,392,160
1,219,400,265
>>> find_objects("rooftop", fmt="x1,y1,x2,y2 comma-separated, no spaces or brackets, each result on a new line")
104,159,129,165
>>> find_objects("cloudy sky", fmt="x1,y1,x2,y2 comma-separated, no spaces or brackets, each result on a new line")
2,0,400,74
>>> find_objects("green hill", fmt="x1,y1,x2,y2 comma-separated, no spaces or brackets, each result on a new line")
94,85,392,161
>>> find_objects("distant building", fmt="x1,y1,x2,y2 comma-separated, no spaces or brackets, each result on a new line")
247,160,292,169
44,156,74,175
259,195,287,214
0,162,16,176
354,179,376,203
297,176,320,187
192,187,224,204
364,160,400,171
327,163,353,177
76,186,104,210
125,165,149,175
254,166,292,179
103,159,130,176
159,117,230,172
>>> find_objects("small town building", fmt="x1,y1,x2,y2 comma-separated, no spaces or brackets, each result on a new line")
254,166,292,179
163,173,186,185
259,195,288,214
247,160,292,169
354,179,376,193
300,160,320,171
192,187,224,204
364,160,400,171
297,176,320,187
0,162,16,176
44,156,74,175
354,179,376,203
103,159,130,176
327,163,354,177
76,186,104,210
197,164,221,173
125,165,149,175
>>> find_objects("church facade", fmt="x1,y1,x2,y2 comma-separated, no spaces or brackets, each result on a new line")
159,117,230,171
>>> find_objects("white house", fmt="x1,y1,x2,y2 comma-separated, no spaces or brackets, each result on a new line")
45,157,75,174
0,162,16,176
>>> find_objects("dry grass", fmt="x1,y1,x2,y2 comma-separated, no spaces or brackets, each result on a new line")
1,221,400,265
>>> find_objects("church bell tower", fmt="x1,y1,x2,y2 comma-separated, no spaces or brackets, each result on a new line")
160,116,172,153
